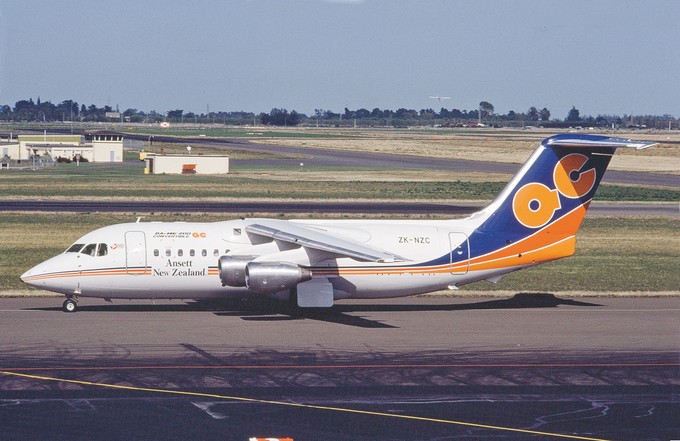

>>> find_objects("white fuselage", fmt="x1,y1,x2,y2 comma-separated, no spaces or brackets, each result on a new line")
21,216,518,301
26,134,646,306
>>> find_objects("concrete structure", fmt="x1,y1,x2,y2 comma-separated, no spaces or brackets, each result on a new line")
16,134,82,161
144,154,229,175
87,132,124,162
3,133,124,163
1,142,20,163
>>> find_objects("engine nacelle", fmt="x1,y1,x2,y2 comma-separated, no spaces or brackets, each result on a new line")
245,262,312,294
218,255,257,287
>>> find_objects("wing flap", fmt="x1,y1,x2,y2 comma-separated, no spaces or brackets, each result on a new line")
245,219,408,263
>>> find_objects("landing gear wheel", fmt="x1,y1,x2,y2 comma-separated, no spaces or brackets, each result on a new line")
63,299,77,313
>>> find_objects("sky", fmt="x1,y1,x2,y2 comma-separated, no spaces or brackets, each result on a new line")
1,0,679,119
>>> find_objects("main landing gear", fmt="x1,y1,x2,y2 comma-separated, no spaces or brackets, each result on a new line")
62,296,78,313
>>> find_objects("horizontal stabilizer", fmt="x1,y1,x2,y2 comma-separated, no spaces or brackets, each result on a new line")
546,135,656,150
246,219,408,263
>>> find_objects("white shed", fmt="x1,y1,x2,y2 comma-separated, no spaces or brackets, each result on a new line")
144,154,230,175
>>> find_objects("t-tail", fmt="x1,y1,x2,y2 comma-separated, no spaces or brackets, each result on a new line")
462,134,655,276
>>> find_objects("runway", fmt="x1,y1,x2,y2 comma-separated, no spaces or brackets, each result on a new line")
0,199,677,217
140,135,680,188
1,295,678,440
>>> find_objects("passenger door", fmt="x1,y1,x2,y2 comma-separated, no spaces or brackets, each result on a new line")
125,231,147,274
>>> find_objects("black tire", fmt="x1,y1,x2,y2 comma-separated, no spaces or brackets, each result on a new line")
63,299,77,313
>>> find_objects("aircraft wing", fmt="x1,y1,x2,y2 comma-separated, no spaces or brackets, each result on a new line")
245,219,408,263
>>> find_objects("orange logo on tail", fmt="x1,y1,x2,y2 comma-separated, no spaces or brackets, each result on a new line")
553,153,596,199
512,153,597,229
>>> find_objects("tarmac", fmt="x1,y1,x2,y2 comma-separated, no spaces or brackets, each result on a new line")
0,295,678,440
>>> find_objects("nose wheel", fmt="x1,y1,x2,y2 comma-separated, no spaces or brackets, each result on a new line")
62,298,78,313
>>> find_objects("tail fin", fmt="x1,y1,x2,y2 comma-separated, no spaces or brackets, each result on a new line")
467,134,655,269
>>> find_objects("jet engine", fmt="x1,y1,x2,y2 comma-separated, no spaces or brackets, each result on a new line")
245,262,312,294
218,255,257,287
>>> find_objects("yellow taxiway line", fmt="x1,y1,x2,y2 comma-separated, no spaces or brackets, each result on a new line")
1,370,612,441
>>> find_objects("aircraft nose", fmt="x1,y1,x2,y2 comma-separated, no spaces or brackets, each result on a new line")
20,257,61,288
20,265,42,287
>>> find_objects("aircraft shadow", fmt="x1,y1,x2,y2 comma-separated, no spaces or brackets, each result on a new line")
29,293,600,329
332,293,602,313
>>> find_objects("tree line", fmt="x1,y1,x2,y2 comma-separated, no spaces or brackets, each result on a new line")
1,97,677,129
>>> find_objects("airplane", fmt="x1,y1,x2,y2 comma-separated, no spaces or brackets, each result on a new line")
21,134,655,313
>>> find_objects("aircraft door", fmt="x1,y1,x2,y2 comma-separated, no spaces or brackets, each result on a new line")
125,231,147,274
449,232,469,274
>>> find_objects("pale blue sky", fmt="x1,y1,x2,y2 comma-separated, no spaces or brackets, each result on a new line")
1,0,679,119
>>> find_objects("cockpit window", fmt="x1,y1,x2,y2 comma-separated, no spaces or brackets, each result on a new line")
68,243,108,257
81,244,97,256
66,243,85,253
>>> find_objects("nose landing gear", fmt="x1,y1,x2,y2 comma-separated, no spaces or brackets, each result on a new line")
62,296,78,313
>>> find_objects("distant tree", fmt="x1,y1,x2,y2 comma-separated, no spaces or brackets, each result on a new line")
539,107,551,121
261,108,300,126
479,101,494,118
595,115,609,126
395,108,417,118
323,110,340,120
506,110,520,120
450,108,465,119
355,108,371,118
57,100,78,117
288,110,300,126
566,106,581,122
167,109,184,119
527,106,539,121
0,104,11,120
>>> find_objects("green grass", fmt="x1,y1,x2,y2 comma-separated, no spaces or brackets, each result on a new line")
2,164,679,201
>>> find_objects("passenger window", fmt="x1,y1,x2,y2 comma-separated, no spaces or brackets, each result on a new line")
190,249,195,257
81,244,97,256
213,249,219,257
201,249,207,257
165,249,171,257
66,243,85,253
97,243,108,257
178,249,183,257
154,249,159,257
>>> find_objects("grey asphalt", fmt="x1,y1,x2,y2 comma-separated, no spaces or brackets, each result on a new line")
1,200,677,217
0,295,678,440
140,135,680,188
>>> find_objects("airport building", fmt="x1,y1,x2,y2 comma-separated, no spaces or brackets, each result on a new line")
144,154,230,175
1,132,124,163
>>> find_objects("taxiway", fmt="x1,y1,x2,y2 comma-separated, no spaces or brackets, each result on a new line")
0,295,678,440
